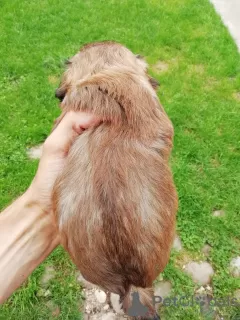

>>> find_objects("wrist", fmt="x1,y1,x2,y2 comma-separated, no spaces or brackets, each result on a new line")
25,180,52,213
0,191,59,304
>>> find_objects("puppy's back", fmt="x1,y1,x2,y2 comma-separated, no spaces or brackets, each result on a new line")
53,121,177,295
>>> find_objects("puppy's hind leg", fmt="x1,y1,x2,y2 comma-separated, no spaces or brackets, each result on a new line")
76,272,96,290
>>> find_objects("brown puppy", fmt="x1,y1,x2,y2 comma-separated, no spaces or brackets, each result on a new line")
53,41,178,319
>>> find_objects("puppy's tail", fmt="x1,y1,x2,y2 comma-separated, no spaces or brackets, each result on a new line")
122,286,160,320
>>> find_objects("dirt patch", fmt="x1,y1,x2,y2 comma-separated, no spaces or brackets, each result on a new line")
233,92,240,101
210,158,221,168
46,301,61,317
48,75,59,85
184,128,194,135
152,61,169,73
175,250,196,269
40,265,56,287
205,77,219,90
201,244,212,257
212,209,225,217
190,64,205,75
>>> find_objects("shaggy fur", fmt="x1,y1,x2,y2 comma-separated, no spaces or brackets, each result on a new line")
53,41,178,319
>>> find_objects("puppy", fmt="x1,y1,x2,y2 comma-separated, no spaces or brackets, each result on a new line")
53,41,178,319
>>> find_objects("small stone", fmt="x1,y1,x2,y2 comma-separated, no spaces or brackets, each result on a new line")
85,305,91,314
101,312,116,320
44,289,52,297
206,285,212,292
184,262,214,285
230,256,240,277
40,266,56,287
110,293,124,314
27,144,43,159
196,286,205,294
202,244,212,257
154,281,172,299
94,290,107,304
103,304,109,311
213,210,225,217
172,235,182,252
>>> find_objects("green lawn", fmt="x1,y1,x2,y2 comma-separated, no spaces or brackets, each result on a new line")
0,0,240,319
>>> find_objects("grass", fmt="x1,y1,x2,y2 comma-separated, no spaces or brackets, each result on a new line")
0,0,240,319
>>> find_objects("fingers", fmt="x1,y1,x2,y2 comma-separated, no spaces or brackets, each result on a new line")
74,112,101,130
44,111,100,155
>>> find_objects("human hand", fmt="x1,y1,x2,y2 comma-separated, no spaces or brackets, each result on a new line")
28,111,100,210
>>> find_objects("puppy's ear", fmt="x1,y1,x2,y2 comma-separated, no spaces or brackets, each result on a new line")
55,87,66,102
62,81,124,125
149,77,160,91
136,54,148,71
136,55,160,91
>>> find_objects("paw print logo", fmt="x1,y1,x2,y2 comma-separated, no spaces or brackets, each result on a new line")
127,292,149,317
195,295,207,307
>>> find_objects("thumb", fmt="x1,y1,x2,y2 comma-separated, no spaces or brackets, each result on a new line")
44,111,100,155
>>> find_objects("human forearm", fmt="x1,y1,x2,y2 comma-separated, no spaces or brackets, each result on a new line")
0,189,59,304
0,111,99,304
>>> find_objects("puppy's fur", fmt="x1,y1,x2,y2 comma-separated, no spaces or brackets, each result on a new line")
53,41,178,319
